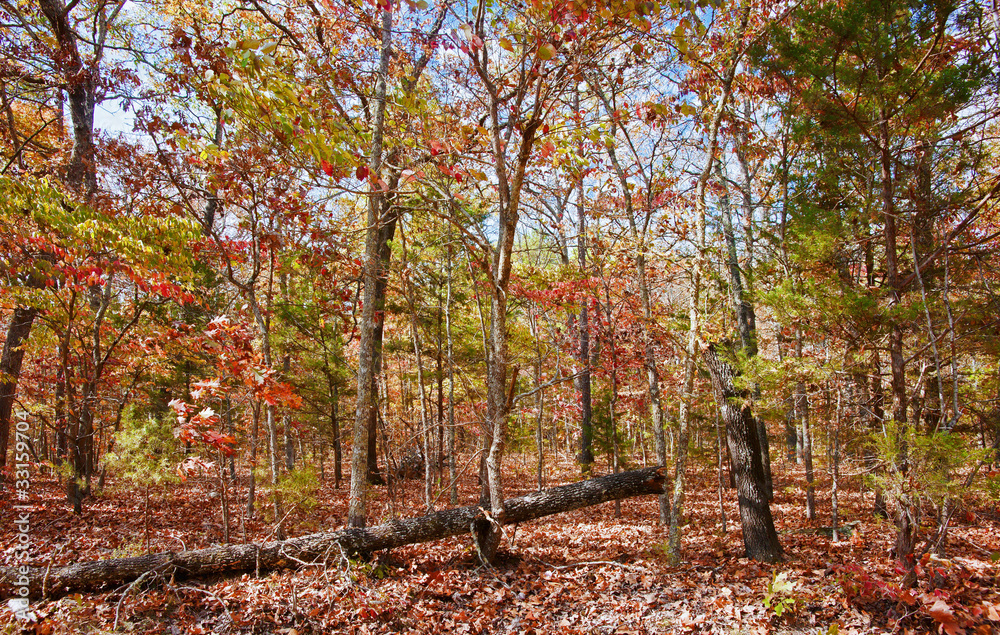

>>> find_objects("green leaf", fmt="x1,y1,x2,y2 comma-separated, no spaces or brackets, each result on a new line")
538,43,556,60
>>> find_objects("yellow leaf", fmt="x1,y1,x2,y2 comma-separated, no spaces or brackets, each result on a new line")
499,38,514,52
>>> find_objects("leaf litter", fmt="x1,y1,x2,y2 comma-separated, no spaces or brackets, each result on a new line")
2,456,999,634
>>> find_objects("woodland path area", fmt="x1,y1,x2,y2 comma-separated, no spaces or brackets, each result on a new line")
2,456,1000,634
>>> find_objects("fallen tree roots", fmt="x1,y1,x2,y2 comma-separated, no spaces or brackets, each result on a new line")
1,466,667,598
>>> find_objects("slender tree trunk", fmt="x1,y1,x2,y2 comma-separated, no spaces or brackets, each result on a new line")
467,5,545,561
801,387,815,521
218,453,230,544
405,249,434,512
331,384,342,489
715,406,728,533
265,401,283,539
575,100,593,473
669,7,749,562
832,389,841,541
604,282,622,518
795,332,815,520
364,206,399,486
348,5,392,529
529,306,545,492
445,243,457,505
436,290,445,480
246,401,259,517
596,83,669,526
357,5,448,489
282,355,295,471
880,114,917,588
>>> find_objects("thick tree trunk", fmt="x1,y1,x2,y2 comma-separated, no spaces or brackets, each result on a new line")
0,307,37,468
718,158,772,502
364,205,399,486
703,343,783,563
1,467,667,598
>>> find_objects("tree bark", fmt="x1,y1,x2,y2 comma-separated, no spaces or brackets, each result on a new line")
469,4,547,560
348,5,393,528
575,91,593,473
0,307,37,468
1,467,667,598
703,343,783,563
718,157,772,501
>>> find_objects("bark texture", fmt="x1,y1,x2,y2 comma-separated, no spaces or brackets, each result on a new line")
703,343,783,563
348,5,393,528
0,307,37,467
0,467,667,598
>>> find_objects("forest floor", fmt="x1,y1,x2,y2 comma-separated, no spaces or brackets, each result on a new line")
2,452,1000,634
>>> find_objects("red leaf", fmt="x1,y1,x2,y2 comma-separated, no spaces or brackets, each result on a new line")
928,599,964,635
356,165,370,180
321,159,334,176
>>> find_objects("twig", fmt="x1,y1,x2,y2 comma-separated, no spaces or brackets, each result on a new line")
528,552,643,573
113,570,156,630
41,543,65,600
174,584,233,627
954,534,993,557
512,371,584,405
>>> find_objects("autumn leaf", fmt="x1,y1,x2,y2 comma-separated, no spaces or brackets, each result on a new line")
927,599,964,635
538,43,557,60
321,159,334,176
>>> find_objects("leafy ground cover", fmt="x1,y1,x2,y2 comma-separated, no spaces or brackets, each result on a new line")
2,455,999,634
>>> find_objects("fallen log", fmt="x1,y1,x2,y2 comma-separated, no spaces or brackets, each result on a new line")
1,466,666,598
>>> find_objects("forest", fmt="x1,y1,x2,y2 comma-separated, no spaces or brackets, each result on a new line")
1,0,999,631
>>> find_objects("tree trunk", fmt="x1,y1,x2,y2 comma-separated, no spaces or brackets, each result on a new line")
364,205,399,486
331,384,342,489
719,157,772,501
445,242,458,505
0,307,37,468
407,262,433,512
3,467,668,598
469,22,545,562
668,6,750,563
832,388,842,541
282,356,295,471
348,5,392,528
703,343,783,563
795,332,815,521
575,98,593,473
